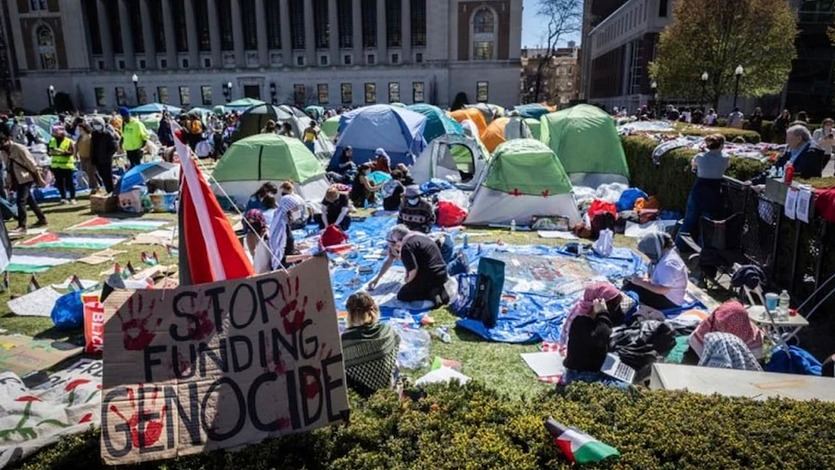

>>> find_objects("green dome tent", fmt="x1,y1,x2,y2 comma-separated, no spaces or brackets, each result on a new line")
540,104,629,187
211,134,329,207
524,118,541,140
466,139,580,226
320,115,340,139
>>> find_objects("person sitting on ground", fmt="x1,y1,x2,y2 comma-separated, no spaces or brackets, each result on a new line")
261,193,278,227
371,148,392,173
261,119,277,134
698,332,762,371
349,163,380,208
243,209,272,274
369,224,450,306
559,282,630,389
398,185,435,233
395,163,415,185
728,108,744,128
773,124,825,179
382,169,407,211
704,108,718,126
689,300,764,360
341,292,400,397
624,233,688,311
245,182,279,212
327,146,357,184
677,134,729,248
319,185,351,231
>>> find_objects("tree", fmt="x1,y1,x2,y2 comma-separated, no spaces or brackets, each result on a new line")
649,0,797,111
532,0,581,103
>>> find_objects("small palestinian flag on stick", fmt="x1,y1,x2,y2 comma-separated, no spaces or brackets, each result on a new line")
545,417,619,465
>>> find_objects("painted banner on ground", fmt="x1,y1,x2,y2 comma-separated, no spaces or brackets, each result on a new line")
100,256,349,465
0,358,102,468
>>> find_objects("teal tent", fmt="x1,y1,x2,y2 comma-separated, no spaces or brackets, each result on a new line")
407,104,463,143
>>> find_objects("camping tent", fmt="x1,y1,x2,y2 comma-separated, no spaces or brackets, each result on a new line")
412,134,490,190
466,139,580,226
524,118,542,140
331,104,427,168
304,105,325,120
450,108,488,135
211,134,329,206
514,103,555,120
321,115,340,139
407,104,464,143
540,104,629,187
231,104,294,142
226,98,266,111
277,104,335,160
480,117,532,153
131,103,182,115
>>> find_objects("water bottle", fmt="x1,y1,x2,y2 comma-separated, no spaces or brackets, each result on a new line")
778,290,790,320
463,233,469,249
510,219,517,232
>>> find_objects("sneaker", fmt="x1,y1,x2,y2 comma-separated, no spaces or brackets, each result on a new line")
8,227,27,237
70,199,78,205
32,219,48,227
59,199,68,205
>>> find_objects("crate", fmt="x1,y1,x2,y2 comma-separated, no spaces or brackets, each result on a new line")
89,194,118,214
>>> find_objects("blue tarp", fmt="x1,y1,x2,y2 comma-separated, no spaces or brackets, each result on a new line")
118,161,177,193
514,103,552,120
331,105,427,168
407,104,464,143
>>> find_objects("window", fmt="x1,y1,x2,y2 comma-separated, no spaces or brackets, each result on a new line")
149,0,166,52
97,59,105,70
320,55,329,65
338,0,353,48
266,0,282,48
160,58,168,69
242,0,258,49
95,87,106,107
344,54,352,65
182,58,190,68
341,83,353,104
388,82,400,102
201,86,213,105
367,54,375,64
115,87,127,106
318,84,329,104
415,52,423,63
386,0,401,47
472,8,495,61
290,0,305,49
118,59,126,69
36,25,57,70
128,0,145,53
391,53,399,64
364,83,376,103
476,81,488,102
179,86,191,106
473,42,493,60
137,86,148,104
217,0,234,50
194,0,211,51
362,0,377,48
172,0,188,52
411,0,426,47
158,86,169,104
296,55,305,66
659,0,668,17
104,1,123,53
82,0,102,55
204,57,212,68
314,0,329,48
294,84,306,104
30,0,47,10
412,81,424,103
473,8,494,33
139,59,146,69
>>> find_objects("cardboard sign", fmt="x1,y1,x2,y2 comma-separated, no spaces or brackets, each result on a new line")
100,256,349,465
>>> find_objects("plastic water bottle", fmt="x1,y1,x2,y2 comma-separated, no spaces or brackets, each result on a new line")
778,290,790,320
510,219,517,232
463,233,469,249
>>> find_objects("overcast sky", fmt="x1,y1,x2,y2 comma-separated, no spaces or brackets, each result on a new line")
522,0,582,48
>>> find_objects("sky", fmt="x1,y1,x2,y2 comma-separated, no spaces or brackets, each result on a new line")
522,0,582,48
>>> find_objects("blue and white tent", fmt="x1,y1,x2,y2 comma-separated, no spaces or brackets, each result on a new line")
330,105,427,168
130,103,182,115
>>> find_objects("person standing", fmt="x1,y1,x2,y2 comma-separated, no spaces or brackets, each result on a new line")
812,118,835,172
120,107,148,168
303,121,319,153
90,117,118,194
677,134,729,247
157,111,174,147
0,133,47,235
48,125,77,204
728,108,744,128
773,109,791,143
748,107,764,136
75,122,96,193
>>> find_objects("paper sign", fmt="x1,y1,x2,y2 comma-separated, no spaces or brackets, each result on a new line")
796,188,812,223
784,187,799,220
0,335,83,377
100,256,349,465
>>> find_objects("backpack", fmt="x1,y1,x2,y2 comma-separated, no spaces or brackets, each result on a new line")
451,257,505,328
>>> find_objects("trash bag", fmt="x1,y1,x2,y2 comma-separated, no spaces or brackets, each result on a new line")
593,229,614,257
437,188,470,210
51,290,84,330
616,188,648,212
437,200,468,227
391,324,431,369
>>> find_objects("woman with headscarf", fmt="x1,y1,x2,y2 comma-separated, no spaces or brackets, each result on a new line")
689,300,763,359
268,192,306,269
698,332,762,371
243,209,272,274
47,124,77,204
559,281,629,388
625,233,688,310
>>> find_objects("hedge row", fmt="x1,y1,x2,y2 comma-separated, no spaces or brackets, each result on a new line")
17,383,835,469
623,135,767,212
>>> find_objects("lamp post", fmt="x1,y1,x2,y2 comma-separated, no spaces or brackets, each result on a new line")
270,82,277,105
732,65,744,110
132,74,140,105
651,80,658,118
224,81,233,102
47,85,55,111
700,71,708,109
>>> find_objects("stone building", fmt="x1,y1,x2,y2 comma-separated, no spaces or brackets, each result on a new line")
2,0,522,112
520,43,579,106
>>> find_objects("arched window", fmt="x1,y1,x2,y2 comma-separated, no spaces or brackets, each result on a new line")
472,8,495,61
36,25,57,70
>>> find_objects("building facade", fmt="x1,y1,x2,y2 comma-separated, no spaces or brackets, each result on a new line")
520,43,579,106
3,0,522,112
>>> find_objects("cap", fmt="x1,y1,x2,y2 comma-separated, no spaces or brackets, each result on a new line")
118,107,131,117
405,185,421,198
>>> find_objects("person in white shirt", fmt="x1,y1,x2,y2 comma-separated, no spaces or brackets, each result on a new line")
812,118,835,171
728,108,744,128
624,233,688,310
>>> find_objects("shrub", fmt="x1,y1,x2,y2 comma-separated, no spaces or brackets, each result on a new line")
623,136,768,211
15,383,835,469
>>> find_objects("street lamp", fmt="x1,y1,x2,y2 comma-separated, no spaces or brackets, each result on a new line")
47,85,55,111
700,71,708,109
733,65,744,110
224,81,233,102
270,82,277,104
650,80,659,118
131,74,140,105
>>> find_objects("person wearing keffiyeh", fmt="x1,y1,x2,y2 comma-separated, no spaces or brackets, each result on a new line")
268,193,305,269
689,301,764,359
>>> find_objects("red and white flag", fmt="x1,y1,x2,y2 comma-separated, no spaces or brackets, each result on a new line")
172,123,254,285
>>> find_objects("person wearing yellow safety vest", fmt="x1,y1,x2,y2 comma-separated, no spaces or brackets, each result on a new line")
48,124,77,204
120,107,148,168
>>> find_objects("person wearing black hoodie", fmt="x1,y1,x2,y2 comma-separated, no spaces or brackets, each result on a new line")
89,117,118,194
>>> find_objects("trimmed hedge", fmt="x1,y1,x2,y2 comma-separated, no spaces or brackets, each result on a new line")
15,383,835,469
623,135,767,212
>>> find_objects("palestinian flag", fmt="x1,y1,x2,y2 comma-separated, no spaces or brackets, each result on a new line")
545,418,620,465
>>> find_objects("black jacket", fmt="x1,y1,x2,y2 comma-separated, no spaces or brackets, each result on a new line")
775,144,824,179
90,130,118,165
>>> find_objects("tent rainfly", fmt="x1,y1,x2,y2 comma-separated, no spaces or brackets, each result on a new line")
411,134,490,191
480,117,533,153
330,104,427,168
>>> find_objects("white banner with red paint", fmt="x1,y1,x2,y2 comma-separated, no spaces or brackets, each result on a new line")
0,358,103,468
100,256,349,465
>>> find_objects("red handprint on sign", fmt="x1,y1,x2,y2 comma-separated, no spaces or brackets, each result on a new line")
186,294,216,341
117,295,162,351
278,277,308,335
109,387,167,449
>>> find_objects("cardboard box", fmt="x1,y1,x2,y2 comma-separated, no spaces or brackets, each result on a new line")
89,194,118,214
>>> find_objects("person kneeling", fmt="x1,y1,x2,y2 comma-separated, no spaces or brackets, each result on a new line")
318,186,351,231
341,292,400,397
369,224,450,306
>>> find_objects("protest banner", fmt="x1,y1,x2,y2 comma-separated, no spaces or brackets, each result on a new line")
100,256,349,465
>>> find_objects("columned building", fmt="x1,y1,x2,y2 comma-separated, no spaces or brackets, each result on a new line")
5,0,522,112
